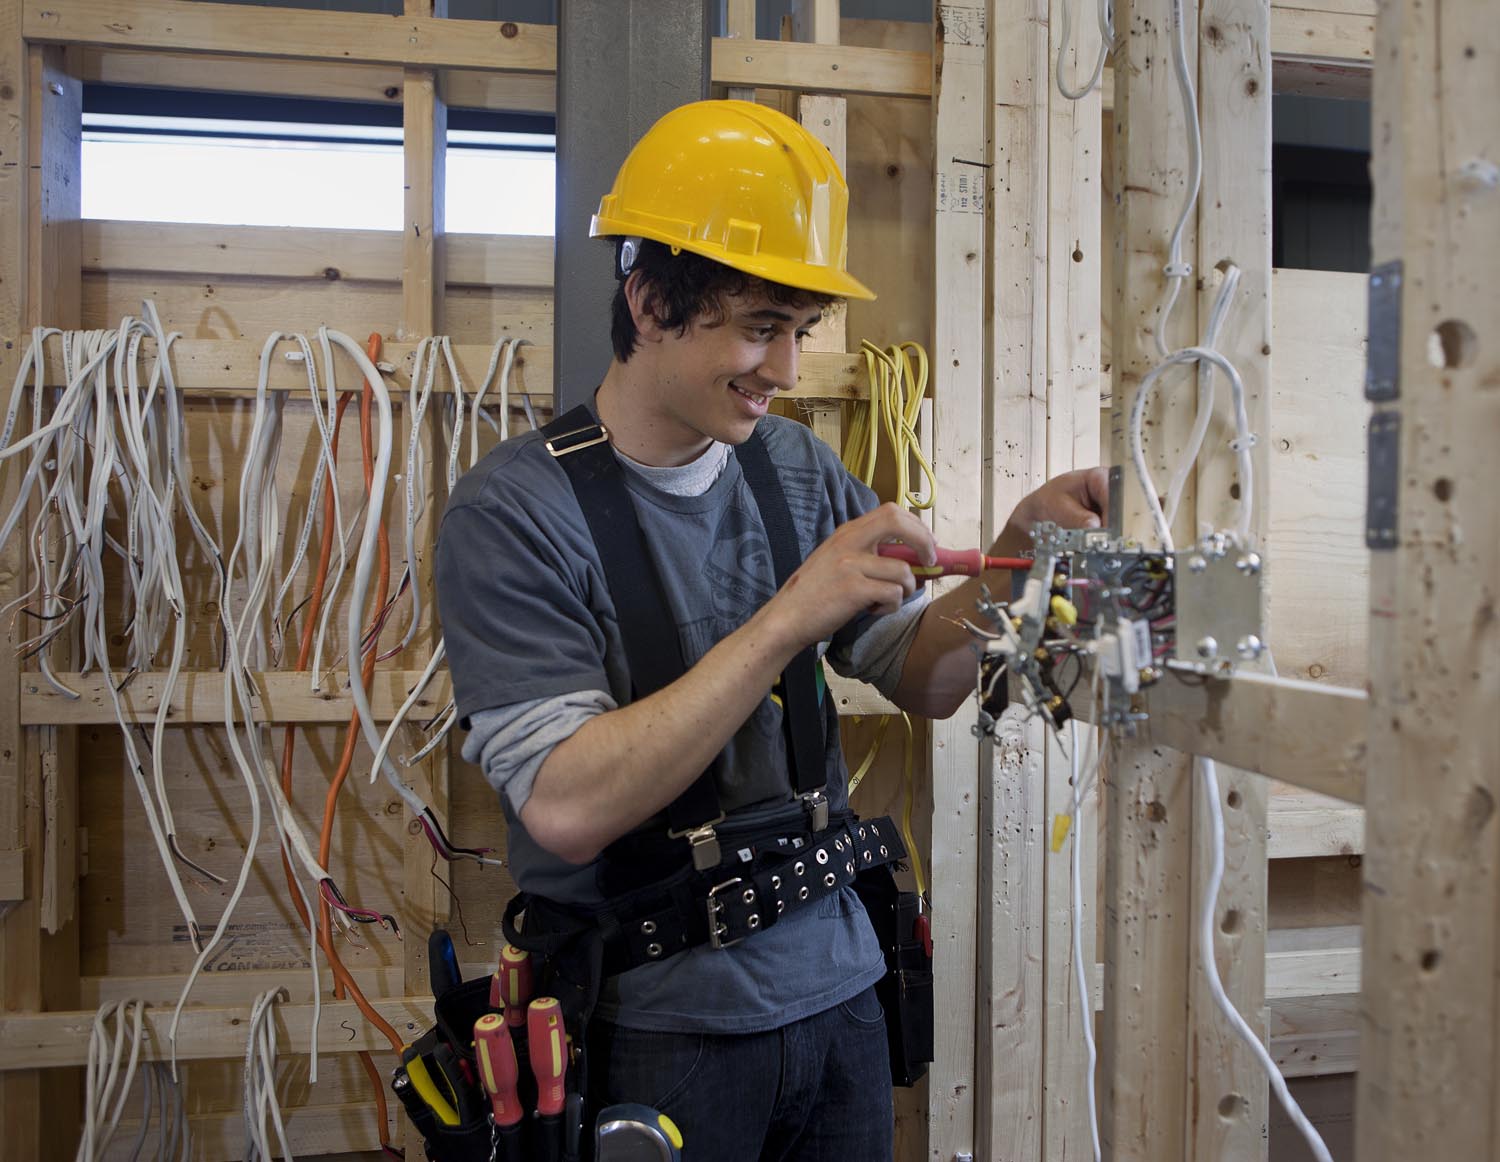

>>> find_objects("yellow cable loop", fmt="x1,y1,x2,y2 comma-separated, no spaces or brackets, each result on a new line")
838,341,936,902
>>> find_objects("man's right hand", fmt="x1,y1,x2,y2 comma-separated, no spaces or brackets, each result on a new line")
762,502,937,648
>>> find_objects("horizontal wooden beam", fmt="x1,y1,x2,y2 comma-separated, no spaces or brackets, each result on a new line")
120,1102,386,1158
83,221,554,288
1132,671,1367,803
62,3,1375,111
0,995,423,1070
23,338,874,403
37,2,931,98
25,1,557,73
1267,791,1364,858
22,668,889,724
16,930,1357,1070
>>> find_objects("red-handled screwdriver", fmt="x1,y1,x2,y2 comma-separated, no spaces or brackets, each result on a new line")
499,944,532,1030
529,997,568,1162
877,543,1033,578
474,1013,526,1161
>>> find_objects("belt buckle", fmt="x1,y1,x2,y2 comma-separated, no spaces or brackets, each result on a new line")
707,877,745,950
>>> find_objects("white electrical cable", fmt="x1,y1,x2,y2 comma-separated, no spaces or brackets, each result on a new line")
78,998,149,1162
1197,757,1333,1162
243,987,294,1162
1055,0,1114,99
1163,264,1243,530
1154,0,1205,360
1065,719,1103,1162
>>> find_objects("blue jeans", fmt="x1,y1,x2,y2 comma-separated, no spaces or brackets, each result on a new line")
586,986,894,1161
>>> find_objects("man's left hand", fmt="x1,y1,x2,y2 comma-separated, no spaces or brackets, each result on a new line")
992,467,1109,556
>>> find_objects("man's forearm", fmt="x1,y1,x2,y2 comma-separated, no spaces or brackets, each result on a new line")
521,603,803,864
889,575,995,719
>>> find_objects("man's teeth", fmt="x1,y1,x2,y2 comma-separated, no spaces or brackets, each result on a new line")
732,385,767,404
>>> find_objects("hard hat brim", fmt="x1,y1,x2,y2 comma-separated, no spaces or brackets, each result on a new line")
591,215,878,302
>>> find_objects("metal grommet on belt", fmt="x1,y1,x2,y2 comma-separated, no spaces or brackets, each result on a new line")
647,942,663,958
816,849,829,865
823,872,836,888
640,919,657,935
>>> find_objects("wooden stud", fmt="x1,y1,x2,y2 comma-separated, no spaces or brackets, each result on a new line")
791,0,847,455
1097,0,1202,1150
1357,0,1500,1153
1186,0,1274,1150
1041,0,1104,1154
928,5,988,1157
980,0,1049,1154
399,5,448,1002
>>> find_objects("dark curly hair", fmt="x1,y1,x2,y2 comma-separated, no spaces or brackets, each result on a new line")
610,239,837,362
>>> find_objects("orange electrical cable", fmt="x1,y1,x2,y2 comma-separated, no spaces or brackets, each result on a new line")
280,390,353,935
275,335,402,1153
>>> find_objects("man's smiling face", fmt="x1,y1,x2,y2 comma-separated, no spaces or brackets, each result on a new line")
640,287,824,460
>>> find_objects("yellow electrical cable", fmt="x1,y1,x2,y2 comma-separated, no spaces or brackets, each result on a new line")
843,340,936,511
898,713,926,900
845,715,890,797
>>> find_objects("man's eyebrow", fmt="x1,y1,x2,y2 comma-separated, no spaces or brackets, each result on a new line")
741,307,824,326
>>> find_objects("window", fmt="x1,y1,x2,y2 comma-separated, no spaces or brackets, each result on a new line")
82,86,556,235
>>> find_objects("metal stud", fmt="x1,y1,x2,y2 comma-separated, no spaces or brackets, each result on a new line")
640,919,657,935
647,942,663,958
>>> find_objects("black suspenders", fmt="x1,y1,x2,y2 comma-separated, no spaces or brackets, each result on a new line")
541,405,830,868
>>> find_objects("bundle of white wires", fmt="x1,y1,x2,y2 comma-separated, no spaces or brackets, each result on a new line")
77,998,189,1162
242,987,292,1161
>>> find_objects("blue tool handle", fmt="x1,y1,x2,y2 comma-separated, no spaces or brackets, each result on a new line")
427,927,461,996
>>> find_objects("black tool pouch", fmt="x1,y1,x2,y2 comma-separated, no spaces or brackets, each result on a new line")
416,1118,499,1162
853,863,935,1087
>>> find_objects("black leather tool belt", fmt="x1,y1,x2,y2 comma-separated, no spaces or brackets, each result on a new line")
512,815,906,979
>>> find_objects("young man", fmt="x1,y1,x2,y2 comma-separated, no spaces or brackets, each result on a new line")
435,99,1105,1160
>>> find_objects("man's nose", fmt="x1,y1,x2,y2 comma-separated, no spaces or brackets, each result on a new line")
756,332,799,392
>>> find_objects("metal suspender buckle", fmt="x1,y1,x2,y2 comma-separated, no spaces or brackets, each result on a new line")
801,790,830,833
707,877,746,950
682,823,722,871
545,423,611,457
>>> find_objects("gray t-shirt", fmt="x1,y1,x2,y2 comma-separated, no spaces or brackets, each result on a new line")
435,414,922,1033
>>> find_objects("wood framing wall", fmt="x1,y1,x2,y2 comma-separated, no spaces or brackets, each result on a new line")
0,2,1401,1160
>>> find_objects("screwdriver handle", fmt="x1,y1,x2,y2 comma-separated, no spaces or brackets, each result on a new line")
877,543,1032,577
473,1013,525,1128
527,997,568,1117
499,944,532,1029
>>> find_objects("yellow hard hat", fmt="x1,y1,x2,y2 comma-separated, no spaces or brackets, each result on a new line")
590,99,875,301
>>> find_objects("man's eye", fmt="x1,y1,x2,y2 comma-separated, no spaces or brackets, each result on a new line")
750,327,777,340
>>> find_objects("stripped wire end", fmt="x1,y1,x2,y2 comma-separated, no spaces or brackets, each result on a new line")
319,878,402,941
417,808,499,866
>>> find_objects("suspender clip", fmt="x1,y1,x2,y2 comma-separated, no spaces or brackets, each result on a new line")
682,822,722,871
801,790,830,834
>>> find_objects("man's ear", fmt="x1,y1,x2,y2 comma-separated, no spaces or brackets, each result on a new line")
623,270,665,343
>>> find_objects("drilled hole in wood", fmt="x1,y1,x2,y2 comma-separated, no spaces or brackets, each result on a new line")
1220,908,1243,935
1217,1093,1246,1120
1225,789,1242,809
1421,949,1441,972
1428,319,1477,369
1434,477,1454,502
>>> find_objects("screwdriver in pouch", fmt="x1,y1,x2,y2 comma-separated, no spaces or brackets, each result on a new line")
474,1013,527,1162
528,997,568,1162
877,543,1033,578
499,945,532,1030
